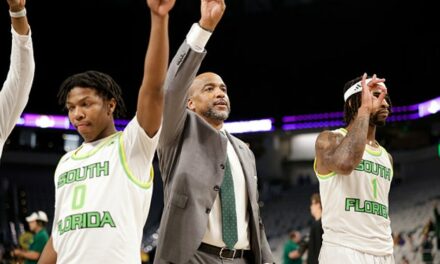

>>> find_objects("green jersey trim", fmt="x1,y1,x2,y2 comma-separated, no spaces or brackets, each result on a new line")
382,147,394,180
118,132,154,189
71,132,120,160
338,127,348,135
314,158,336,179
365,144,383,156
338,127,383,156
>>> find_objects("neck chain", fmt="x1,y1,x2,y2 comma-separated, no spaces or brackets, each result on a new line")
368,140,378,148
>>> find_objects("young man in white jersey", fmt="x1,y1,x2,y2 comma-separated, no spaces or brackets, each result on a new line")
314,73,395,264
37,0,175,263
0,0,34,159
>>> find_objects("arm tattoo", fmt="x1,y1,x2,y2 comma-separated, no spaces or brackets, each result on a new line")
332,115,369,171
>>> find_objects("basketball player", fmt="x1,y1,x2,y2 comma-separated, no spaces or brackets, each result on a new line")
314,73,394,263
37,0,175,263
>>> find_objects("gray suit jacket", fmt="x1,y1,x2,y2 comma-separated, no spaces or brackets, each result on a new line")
154,41,274,264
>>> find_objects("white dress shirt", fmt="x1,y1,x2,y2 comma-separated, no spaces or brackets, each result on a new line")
202,129,251,249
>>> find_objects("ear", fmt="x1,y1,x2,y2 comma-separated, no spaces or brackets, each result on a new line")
108,98,117,115
187,98,195,111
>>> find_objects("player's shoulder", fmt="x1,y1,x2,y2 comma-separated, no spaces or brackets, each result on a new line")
316,128,346,142
315,128,346,150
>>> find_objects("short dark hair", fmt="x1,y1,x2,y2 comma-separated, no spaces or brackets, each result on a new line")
343,75,392,124
36,220,47,227
57,70,127,118
289,230,299,239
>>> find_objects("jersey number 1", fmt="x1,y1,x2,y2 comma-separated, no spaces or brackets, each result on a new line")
371,178,378,200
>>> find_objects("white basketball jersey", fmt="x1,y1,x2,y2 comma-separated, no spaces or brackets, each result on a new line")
314,128,394,256
52,118,159,264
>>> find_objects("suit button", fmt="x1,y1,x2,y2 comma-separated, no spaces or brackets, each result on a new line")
220,164,225,169
205,208,211,214
213,185,220,191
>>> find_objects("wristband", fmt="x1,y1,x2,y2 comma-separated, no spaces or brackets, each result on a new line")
9,8,26,18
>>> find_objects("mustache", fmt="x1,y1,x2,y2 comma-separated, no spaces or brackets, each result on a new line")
213,99,229,106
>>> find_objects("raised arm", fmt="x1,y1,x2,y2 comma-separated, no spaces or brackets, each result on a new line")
8,0,29,34
315,73,387,175
199,0,226,31
136,0,175,137
0,0,34,147
159,0,226,146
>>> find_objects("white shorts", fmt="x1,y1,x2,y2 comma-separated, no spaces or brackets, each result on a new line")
319,242,395,264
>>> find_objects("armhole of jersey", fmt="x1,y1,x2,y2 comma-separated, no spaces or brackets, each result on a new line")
314,158,336,180
337,127,348,136
118,132,154,189
313,128,344,180
381,146,394,180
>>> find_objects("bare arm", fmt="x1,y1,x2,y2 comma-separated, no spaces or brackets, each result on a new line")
12,249,40,260
199,0,226,31
288,250,301,259
8,0,29,35
315,116,370,175
315,73,388,175
136,0,175,137
37,237,57,264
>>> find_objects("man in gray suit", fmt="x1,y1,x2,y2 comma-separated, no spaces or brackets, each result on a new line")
154,0,274,263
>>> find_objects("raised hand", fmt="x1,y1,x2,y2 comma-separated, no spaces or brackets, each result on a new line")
148,0,176,17
7,0,25,11
360,73,387,113
200,0,226,31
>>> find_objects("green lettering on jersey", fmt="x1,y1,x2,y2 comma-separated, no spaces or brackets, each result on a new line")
345,197,388,219
57,211,116,235
100,211,116,228
57,161,110,188
87,211,101,228
355,160,391,181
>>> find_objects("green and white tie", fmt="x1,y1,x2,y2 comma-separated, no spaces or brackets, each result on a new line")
220,146,238,249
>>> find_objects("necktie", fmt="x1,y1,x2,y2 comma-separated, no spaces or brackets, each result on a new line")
220,133,238,249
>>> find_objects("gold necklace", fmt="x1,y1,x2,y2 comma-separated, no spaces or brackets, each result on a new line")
368,140,378,148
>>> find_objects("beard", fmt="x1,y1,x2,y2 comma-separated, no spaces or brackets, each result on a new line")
370,112,387,127
203,105,230,121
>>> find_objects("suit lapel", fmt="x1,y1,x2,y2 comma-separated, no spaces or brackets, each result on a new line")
225,132,263,262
